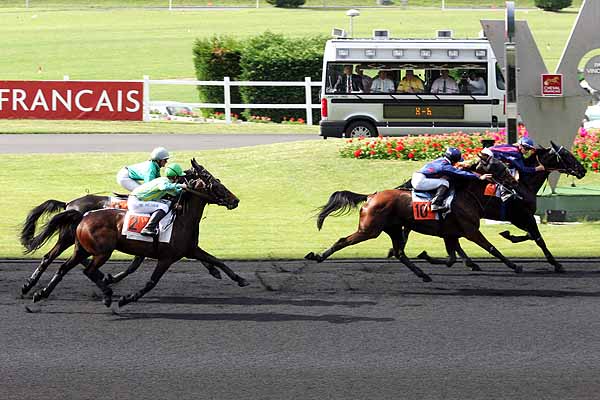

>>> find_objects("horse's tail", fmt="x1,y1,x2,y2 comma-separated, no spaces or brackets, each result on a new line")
24,210,83,254
317,190,369,230
20,199,67,248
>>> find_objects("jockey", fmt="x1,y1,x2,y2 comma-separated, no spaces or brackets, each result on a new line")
116,147,171,192
127,163,187,237
411,147,492,212
483,137,545,177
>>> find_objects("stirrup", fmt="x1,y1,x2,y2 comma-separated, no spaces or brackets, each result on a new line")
430,203,448,212
140,227,159,237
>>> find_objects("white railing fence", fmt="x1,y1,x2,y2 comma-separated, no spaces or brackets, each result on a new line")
142,75,323,125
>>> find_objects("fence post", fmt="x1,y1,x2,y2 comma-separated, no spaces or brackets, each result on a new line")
224,76,232,124
143,75,150,122
304,77,313,126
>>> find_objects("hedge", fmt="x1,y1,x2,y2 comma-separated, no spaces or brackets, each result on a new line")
534,0,572,11
192,36,243,116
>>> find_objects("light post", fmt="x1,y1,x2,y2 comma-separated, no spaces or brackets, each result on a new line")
346,9,360,38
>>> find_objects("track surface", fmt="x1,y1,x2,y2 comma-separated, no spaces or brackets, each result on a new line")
0,133,319,154
2,258,600,400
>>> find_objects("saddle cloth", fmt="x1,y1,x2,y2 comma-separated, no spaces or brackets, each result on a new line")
121,210,175,243
108,196,128,210
411,188,455,220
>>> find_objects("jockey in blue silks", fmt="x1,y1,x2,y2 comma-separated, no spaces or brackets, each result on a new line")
482,137,545,177
411,147,492,212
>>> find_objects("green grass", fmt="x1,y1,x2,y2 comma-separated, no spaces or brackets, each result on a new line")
0,119,319,134
3,140,600,260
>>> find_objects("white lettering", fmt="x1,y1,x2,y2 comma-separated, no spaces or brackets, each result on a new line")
0,89,9,111
586,68,600,74
30,89,50,111
125,90,140,112
13,89,28,111
94,90,114,112
117,90,123,112
75,89,93,112
52,89,72,111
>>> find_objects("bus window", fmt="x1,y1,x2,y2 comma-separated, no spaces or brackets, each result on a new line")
496,63,506,90
325,62,489,95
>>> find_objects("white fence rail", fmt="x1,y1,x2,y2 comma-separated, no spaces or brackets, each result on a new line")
143,75,323,125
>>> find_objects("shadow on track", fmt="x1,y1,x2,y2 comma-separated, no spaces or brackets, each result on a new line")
402,288,600,298
111,312,395,324
143,296,377,308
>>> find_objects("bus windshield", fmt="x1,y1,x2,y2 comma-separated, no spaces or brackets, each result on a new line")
325,62,489,96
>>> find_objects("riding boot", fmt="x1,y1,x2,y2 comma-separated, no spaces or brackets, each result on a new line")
140,210,166,237
430,185,450,212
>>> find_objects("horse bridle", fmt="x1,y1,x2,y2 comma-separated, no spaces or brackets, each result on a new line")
537,146,576,176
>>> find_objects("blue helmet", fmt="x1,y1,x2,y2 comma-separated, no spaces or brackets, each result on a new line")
444,147,463,163
518,137,535,149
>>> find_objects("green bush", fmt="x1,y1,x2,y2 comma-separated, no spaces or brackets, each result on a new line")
192,36,243,116
534,0,572,11
266,0,306,8
239,32,326,123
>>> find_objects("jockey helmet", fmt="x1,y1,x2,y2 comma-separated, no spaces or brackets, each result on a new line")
165,163,185,177
444,147,463,163
517,137,535,149
150,147,170,161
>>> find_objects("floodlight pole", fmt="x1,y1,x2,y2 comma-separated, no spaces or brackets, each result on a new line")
441,0,445,10
169,0,172,11
504,1,518,144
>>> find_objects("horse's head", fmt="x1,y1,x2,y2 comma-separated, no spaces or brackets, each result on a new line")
536,141,586,179
184,158,239,210
476,153,520,191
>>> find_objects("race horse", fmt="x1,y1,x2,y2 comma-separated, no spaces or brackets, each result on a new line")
20,174,230,296
305,156,523,282
416,141,586,273
28,159,249,308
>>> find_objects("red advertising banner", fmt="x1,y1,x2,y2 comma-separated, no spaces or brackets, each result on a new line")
0,80,143,120
541,74,563,96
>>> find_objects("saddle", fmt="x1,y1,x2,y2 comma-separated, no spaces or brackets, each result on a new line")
411,188,455,220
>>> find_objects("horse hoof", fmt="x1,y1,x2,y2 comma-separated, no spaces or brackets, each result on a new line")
118,296,129,308
554,264,566,273
304,252,316,261
21,283,32,296
499,231,512,240
514,265,523,274
422,275,432,283
386,248,394,259
103,290,113,308
417,251,429,260
237,278,250,287
32,292,43,303
102,274,114,286
469,264,482,272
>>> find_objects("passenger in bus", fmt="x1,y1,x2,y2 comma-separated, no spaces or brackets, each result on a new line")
430,69,459,94
333,65,364,93
397,69,425,94
371,71,396,93
411,147,492,212
467,72,487,94
355,66,373,94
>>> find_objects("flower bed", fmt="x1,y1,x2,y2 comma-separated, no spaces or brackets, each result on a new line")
340,126,600,172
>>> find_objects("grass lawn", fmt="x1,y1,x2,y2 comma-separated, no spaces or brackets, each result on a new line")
0,119,320,134
3,139,600,260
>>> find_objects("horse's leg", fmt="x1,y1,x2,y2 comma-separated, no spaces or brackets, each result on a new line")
454,241,482,271
199,261,223,280
463,230,522,273
103,256,145,285
511,217,564,273
82,254,114,307
32,246,89,303
499,230,531,243
117,257,177,308
188,247,247,287
22,238,70,296
386,228,432,282
416,237,458,268
305,229,380,263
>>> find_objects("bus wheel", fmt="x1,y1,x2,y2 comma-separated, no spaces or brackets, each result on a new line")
346,121,377,138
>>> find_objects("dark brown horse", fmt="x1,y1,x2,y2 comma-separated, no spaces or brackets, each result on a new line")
416,141,586,273
30,159,248,308
305,156,522,282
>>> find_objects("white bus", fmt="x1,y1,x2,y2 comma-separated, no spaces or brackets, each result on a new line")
319,32,506,138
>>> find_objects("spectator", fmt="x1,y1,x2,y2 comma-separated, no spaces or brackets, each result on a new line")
397,69,425,93
333,65,364,93
370,70,395,93
430,69,459,94
467,72,487,94
355,66,373,94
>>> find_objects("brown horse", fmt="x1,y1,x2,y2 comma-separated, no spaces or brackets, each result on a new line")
305,157,523,282
31,159,249,308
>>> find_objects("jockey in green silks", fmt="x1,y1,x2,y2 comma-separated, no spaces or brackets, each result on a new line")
127,163,187,237
116,147,170,192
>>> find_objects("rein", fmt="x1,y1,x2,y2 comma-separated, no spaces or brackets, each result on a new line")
184,187,216,202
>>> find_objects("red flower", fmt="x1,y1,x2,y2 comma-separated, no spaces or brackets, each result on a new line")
408,152,415,159
370,150,376,155
593,162,599,169
396,144,404,151
353,149,362,158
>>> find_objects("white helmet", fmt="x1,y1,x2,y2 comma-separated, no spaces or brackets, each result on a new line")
150,147,170,161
